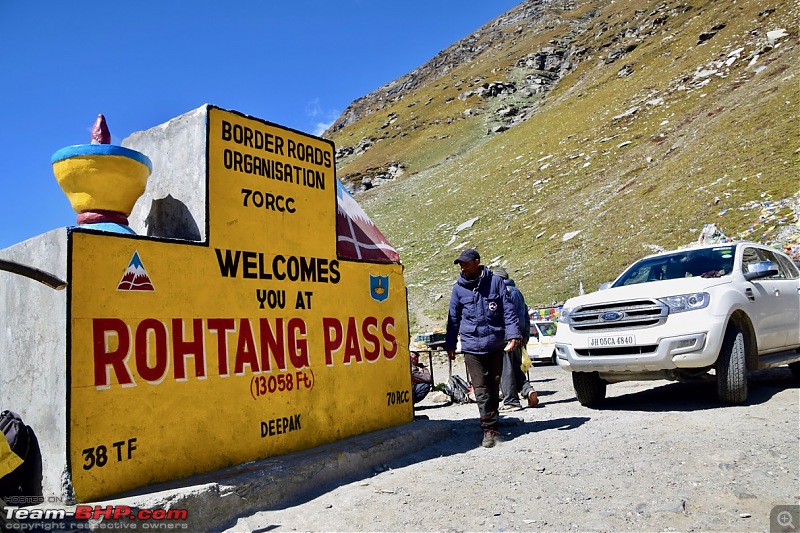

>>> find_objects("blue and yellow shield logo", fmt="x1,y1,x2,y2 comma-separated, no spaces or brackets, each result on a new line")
370,274,389,302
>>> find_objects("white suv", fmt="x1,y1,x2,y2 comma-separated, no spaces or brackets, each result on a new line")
554,241,800,405
527,320,557,364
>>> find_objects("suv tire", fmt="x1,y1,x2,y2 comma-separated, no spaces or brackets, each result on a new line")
573,371,607,406
717,325,747,404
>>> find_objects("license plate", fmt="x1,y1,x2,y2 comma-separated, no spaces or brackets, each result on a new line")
588,335,636,347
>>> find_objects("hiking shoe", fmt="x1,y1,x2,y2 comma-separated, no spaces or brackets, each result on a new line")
481,430,499,448
528,391,540,408
467,387,476,403
499,404,523,413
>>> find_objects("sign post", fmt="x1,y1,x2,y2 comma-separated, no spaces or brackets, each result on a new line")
64,107,411,501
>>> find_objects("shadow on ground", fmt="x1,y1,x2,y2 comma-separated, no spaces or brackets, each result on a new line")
588,366,798,412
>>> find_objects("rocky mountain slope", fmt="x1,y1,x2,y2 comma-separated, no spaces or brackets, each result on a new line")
324,0,799,333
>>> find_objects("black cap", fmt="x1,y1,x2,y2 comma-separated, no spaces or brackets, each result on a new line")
454,248,480,264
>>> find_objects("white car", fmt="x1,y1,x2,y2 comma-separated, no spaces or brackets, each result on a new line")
526,321,557,364
554,241,800,405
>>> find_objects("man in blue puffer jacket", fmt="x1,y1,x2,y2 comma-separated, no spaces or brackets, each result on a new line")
445,248,522,448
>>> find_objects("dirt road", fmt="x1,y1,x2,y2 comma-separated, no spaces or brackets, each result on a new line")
225,356,799,532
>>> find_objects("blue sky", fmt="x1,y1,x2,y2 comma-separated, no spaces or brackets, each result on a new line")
0,0,521,249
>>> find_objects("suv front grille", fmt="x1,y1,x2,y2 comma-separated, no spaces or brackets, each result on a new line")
570,299,667,332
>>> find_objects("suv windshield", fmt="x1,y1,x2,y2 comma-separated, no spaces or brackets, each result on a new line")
613,245,736,287
533,322,557,336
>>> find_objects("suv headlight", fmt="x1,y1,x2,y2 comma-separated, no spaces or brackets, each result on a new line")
558,306,575,324
658,292,710,313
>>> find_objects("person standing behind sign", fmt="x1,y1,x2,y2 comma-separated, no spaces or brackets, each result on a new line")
445,249,522,448
493,267,539,412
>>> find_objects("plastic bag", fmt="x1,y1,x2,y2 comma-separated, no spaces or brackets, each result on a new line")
520,346,532,374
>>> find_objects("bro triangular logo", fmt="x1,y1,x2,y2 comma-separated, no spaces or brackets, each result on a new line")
117,251,155,292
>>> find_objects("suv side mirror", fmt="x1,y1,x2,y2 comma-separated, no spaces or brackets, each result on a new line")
744,268,779,281
744,261,779,281
598,282,612,291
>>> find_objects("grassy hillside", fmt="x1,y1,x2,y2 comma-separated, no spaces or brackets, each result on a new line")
327,0,799,334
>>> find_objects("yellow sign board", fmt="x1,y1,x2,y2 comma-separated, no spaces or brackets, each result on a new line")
68,108,411,501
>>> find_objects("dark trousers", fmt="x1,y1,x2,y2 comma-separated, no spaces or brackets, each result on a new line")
501,346,534,407
463,348,504,431
412,382,431,404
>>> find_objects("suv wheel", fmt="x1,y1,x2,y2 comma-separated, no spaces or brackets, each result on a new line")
572,371,607,406
717,325,748,404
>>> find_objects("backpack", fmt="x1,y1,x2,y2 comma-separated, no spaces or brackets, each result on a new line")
445,375,474,404
0,410,39,499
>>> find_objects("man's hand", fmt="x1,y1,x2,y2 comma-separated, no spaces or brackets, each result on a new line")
447,349,456,360
504,338,520,352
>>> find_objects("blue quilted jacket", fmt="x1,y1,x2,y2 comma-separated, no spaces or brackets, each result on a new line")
445,267,521,354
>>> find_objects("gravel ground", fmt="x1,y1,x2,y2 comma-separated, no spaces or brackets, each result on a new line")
225,356,799,532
